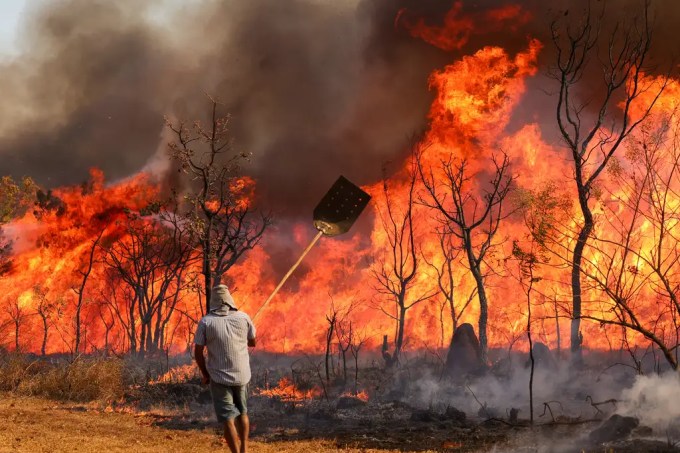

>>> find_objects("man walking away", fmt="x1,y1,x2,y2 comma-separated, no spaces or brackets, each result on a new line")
195,284,256,453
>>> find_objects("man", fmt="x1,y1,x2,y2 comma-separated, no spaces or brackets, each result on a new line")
195,284,256,453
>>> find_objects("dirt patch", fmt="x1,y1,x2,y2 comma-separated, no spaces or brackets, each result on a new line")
0,393,454,452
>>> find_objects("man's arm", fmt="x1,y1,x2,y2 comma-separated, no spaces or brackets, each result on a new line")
194,344,210,385
247,316,257,348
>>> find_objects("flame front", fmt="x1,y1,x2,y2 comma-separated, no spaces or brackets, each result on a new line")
2,3,680,360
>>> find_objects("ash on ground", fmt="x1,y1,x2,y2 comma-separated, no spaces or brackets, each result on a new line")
118,347,680,452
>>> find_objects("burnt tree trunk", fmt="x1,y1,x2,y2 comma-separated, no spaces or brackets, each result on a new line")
325,314,336,383
13,319,20,352
570,178,593,362
465,231,489,363
74,230,103,355
40,314,49,357
394,304,407,363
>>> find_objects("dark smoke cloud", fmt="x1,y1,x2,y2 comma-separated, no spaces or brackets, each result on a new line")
0,0,450,217
1,0,679,218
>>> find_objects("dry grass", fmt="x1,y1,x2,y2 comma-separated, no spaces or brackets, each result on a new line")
0,394,440,453
0,353,125,402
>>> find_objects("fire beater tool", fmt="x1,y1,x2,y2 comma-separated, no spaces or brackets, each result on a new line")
252,176,371,320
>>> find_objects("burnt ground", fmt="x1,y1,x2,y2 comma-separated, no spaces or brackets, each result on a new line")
3,349,679,451
117,380,680,453
123,389,512,452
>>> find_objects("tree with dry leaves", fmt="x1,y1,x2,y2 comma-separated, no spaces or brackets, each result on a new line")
0,176,37,275
576,116,680,371
549,0,668,361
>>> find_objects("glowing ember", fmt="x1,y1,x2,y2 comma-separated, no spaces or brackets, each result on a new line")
255,377,321,403
340,391,369,402
151,365,199,384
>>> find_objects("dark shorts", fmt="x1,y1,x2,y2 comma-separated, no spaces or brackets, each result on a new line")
210,381,248,422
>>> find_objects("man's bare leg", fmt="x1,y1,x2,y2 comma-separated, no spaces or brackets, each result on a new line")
235,414,250,453
223,420,240,453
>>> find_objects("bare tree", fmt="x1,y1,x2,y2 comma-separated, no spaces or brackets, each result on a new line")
336,319,354,385
374,155,435,367
423,229,476,350
349,327,369,395
33,285,57,357
5,299,28,352
72,229,105,355
166,97,271,314
324,301,338,383
102,213,194,356
512,238,548,425
96,299,117,356
549,0,668,360
100,270,137,354
418,150,514,362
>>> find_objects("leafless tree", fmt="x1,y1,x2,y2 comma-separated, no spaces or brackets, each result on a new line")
549,0,668,360
418,149,514,362
349,327,369,395
423,229,476,350
100,270,136,354
33,285,57,357
374,155,435,367
512,238,548,425
336,319,354,385
72,229,105,355
102,213,194,356
324,301,338,383
5,299,28,352
166,97,272,314
96,299,117,356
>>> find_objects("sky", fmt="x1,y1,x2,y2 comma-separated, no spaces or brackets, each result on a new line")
0,0,28,57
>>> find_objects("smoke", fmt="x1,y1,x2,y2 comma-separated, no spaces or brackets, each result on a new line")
390,356,680,451
0,0,451,217
1,0,680,219
617,371,680,432
403,358,628,420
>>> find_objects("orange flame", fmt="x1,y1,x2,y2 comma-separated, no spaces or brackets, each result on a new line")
255,377,321,403
1,3,680,359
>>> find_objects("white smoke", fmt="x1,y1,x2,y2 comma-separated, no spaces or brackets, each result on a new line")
617,371,680,432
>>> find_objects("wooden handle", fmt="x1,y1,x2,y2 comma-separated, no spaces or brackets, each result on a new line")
252,230,324,320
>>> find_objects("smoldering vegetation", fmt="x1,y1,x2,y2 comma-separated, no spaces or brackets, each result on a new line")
4,345,679,452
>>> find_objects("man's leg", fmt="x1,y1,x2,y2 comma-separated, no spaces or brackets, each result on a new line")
235,414,250,453
211,381,240,453
233,385,250,453
223,420,240,453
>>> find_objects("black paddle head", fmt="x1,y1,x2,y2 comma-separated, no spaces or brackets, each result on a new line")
313,176,371,236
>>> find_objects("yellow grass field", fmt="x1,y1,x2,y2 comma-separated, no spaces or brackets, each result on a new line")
0,394,441,453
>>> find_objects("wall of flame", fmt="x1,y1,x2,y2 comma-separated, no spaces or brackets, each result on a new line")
1,3,680,359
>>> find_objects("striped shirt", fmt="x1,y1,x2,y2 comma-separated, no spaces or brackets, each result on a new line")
194,311,256,386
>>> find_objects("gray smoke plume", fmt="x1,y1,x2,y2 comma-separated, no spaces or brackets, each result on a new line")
0,0,450,214
1,0,679,218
